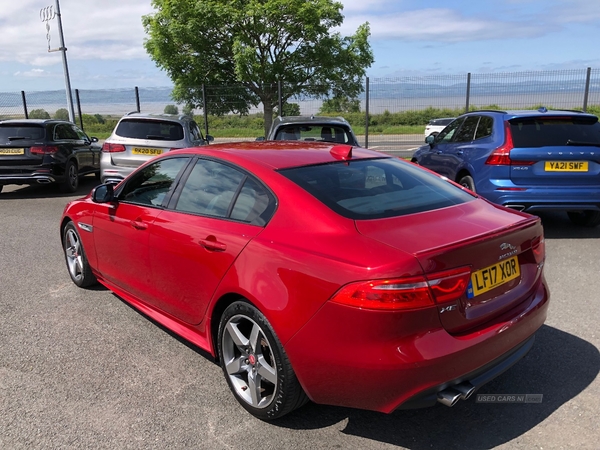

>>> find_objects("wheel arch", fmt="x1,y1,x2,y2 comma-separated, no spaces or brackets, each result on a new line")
209,293,253,363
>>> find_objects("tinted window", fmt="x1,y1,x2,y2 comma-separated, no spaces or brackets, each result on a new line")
436,118,464,143
175,160,245,218
454,116,480,142
54,123,79,140
509,116,600,148
0,125,45,143
279,158,475,220
116,119,185,141
189,121,204,142
475,116,493,140
119,157,189,206
275,125,350,144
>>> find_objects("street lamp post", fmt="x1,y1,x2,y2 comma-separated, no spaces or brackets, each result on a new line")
40,0,75,122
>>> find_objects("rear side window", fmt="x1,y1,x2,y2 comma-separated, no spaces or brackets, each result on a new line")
116,119,184,141
0,125,45,143
279,158,475,220
509,116,600,148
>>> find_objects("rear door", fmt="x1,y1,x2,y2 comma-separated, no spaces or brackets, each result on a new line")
509,115,600,186
146,159,272,324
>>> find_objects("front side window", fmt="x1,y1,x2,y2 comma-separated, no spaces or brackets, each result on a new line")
279,158,474,220
454,116,480,142
119,157,189,207
435,118,464,144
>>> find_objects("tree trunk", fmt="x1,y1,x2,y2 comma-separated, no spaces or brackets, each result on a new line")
263,102,274,138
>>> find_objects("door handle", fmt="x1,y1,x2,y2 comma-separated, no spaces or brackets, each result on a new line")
199,237,227,251
130,219,148,230
436,150,443,154
456,150,464,155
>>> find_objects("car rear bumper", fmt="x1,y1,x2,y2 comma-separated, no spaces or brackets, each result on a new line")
284,276,549,413
0,173,57,185
483,182,600,212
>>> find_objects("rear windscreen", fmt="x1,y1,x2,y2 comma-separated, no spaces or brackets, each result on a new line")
274,124,351,144
279,158,475,220
116,119,184,141
0,125,45,143
510,116,600,148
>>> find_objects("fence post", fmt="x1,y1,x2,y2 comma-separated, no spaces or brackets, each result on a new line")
583,67,591,112
21,91,29,119
75,89,84,130
135,86,141,113
465,73,471,113
365,77,369,148
202,84,209,137
278,80,283,117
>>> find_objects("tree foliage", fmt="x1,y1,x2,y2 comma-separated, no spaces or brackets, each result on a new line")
54,108,69,120
319,96,361,114
164,104,179,114
143,0,373,134
29,109,51,119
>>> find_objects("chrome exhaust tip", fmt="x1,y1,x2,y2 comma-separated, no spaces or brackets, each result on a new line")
453,382,476,400
37,179,52,184
437,388,462,407
505,204,526,211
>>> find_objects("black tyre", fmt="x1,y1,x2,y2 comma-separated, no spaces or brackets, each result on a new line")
567,210,600,227
458,175,476,192
61,160,79,193
217,301,308,420
63,222,97,287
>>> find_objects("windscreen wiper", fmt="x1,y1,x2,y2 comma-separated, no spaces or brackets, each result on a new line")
8,136,29,140
566,139,600,147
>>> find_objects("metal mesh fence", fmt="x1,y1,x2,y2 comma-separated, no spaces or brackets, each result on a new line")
2,68,600,151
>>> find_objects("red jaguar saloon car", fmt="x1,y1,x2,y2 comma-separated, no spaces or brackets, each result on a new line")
60,141,549,420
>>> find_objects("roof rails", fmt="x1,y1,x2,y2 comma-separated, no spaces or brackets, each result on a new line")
464,109,508,114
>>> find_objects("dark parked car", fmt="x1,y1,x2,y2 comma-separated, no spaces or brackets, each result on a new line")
413,108,600,226
262,115,360,146
61,141,548,420
0,119,100,193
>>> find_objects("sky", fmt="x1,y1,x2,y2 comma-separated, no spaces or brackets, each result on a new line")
1,0,600,92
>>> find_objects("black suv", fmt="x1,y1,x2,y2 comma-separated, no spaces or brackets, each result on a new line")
0,119,101,193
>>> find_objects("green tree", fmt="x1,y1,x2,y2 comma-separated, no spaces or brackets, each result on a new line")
319,96,361,114
275,102,301,117
29,109,51,119
54,108,69,120
182,104,194,117
164,104,179,114
143,0,373,135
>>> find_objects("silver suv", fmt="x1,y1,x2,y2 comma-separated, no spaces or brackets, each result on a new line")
101,113,213,184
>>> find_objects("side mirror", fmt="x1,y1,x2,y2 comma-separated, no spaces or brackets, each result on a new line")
92,183,115,203
255,136,265,141
425,135,435,146
205,135,214,143
90,137,99,143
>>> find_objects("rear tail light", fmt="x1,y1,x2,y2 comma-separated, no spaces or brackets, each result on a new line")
30,145,58,155
102,143,126,153
331,267,471,311
485,121,534,166
531,236,545,264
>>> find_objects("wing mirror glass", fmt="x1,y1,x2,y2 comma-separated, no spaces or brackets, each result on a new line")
92,183,115,203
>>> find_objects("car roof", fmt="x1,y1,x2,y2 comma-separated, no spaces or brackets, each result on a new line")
167,141,384,170
462,108,596,120
272,115,351,126
120,112,192,122
0,119,64,125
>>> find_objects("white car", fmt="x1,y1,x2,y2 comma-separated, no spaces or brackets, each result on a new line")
424,117,455,138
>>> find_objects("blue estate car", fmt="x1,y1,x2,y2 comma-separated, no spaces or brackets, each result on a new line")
413,108,600,227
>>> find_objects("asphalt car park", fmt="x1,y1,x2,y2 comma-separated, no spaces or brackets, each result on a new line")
1,178,599,449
